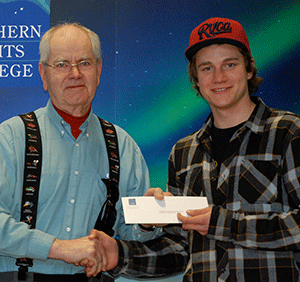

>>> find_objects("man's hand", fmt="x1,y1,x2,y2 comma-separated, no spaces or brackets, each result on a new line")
48,236,105,277
87,230,119,271
178,207,212,236
144,187,173,199
140,188,174,230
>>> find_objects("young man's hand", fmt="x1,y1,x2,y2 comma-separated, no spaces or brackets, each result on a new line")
178,207,212,236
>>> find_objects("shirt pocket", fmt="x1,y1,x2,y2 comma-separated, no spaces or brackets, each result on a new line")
238,159,279,204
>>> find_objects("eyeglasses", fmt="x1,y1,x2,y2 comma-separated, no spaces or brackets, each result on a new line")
44,59,96,73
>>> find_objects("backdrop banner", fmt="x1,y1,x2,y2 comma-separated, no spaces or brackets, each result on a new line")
0,0,50,87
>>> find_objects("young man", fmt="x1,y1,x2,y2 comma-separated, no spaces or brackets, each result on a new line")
0,23,161,281
91,17,300,281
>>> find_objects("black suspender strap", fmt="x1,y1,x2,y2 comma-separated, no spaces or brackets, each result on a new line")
16,112,42,280
94,117,120,236
16,113,120,279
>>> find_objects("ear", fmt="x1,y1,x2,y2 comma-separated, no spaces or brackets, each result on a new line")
96,60,103,87
38,62,48,91
247,58,255,80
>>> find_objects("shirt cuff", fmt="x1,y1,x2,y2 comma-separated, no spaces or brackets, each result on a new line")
132,224,163,242
108,239,127,276
27,229,56,261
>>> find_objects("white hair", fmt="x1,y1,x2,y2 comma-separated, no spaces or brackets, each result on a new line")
39,22,102,63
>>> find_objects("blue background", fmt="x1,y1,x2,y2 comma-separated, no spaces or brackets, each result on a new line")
1,0,300,191
0,0,49,86
51,0,300,191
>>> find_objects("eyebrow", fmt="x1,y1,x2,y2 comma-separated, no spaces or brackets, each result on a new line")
53,57,93,63
197,57,240,68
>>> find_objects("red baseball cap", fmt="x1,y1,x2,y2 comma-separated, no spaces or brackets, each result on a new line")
185,17,251,61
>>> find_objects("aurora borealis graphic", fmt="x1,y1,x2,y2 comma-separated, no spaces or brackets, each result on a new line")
1,0,299,190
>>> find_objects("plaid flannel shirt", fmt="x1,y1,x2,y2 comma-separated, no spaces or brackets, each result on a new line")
114,97,300,282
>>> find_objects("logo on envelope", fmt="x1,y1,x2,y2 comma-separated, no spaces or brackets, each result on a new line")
128,199,136,205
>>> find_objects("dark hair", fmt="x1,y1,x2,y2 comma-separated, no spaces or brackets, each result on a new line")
188,46,263,97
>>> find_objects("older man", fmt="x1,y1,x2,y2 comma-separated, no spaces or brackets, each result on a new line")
0,23,160,282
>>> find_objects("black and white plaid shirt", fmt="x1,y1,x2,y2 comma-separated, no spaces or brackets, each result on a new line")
114,97,300,282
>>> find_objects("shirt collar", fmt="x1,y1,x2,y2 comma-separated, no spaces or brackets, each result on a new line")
45,99,94,136
196,96,270,143
245,96,270,135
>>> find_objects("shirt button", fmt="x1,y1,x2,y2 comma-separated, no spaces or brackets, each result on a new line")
70,199,75,204
66,227,71,232
74,171,78,175
75,143,79,147
61,130,65,135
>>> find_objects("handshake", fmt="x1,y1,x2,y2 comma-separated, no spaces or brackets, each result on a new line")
47,188,212,278
47,188,169,277
48,229,119,277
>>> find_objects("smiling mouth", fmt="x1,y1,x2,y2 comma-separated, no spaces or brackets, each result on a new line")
213,87,229,92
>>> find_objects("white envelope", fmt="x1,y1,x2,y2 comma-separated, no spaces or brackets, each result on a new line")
121,196,208,224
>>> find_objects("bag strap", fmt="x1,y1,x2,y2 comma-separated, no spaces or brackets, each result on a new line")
16,112,42,280
94,117,120,236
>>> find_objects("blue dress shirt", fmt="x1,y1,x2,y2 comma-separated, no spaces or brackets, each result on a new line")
0,100,160,274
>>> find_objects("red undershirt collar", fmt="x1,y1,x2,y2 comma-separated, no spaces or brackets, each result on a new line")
52,103,91,139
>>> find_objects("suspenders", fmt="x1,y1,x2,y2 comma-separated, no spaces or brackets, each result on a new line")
17,112,120,280
94,117,120,236
17,112,43,280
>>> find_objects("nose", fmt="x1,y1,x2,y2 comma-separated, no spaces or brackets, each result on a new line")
213,68,227,83
68,64,82,79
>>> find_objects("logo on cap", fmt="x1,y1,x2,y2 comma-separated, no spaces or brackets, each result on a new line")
198,21,232,40
185,17,251,61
